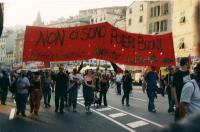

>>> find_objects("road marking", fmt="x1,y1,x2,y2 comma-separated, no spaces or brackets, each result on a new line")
77,97,84,100
78,93,83,97
80,100,85,103
78,102,136,132
130,97,147,102
110,92,147,102
9,108,16,120
109,113,127,118
108,105,163,128
96,107,112,112
127,121,149,128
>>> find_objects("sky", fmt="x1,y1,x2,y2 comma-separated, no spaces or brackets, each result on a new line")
3,0,133,27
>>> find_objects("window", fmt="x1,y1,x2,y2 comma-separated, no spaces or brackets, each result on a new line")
164,3,169,15
179,42,185,49
150,8,153,17
154,7,157,17
160,20,168,32
91,19,94,24
180,16,186,24
95,18,97,23
129,8,132,14
179,38,185,49
140,4,143,11
128,19,132,26
104,16,106,20
153,6,160,17
156,6,160,16
149,23,154,34
139,16,143,23
154,21,160,33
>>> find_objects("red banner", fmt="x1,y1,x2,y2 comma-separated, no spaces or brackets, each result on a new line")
23,22,175,66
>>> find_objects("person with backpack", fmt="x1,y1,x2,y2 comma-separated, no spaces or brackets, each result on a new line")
179,62,200,119
15,70,30,117
0,70,10,105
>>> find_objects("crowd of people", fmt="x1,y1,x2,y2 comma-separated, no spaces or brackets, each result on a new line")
0,58,200,123
0,66,133,116
142,57,200,122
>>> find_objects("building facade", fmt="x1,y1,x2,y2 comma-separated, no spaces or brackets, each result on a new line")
80,6,126,30
47,17,90,28
172,0,199,62
14,32,24,64
125,1,172,80
126,1,172,35
0,33,8,63
5,51,15,66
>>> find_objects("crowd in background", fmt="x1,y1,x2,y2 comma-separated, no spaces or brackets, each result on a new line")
0,66,133,116
0,58,200,124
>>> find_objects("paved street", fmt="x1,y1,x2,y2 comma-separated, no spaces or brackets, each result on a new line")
0,86,173,132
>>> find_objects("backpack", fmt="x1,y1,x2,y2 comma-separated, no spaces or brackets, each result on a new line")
9,78,18,94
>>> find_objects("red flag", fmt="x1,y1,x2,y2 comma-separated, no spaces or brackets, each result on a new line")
111,62,123,74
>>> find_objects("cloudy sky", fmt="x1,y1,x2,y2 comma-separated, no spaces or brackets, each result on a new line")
4,0,133,27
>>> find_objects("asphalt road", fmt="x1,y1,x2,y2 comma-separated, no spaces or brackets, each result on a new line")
0,86,174,132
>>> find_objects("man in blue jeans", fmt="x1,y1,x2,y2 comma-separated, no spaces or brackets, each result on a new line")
145,66,158,113
68,68,83,112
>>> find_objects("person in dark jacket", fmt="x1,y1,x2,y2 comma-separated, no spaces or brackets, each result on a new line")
122,70,133,107
145,66,158,113
99,73,109,106
0,70,10,105
54,66,68,114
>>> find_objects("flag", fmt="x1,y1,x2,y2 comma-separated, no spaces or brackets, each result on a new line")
78,61,84,73
111,62,123,74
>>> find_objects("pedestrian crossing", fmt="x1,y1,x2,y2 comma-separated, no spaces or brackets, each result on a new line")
109,113,127,118
77,95,163,132
96,107,112,112
127,121,149,129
